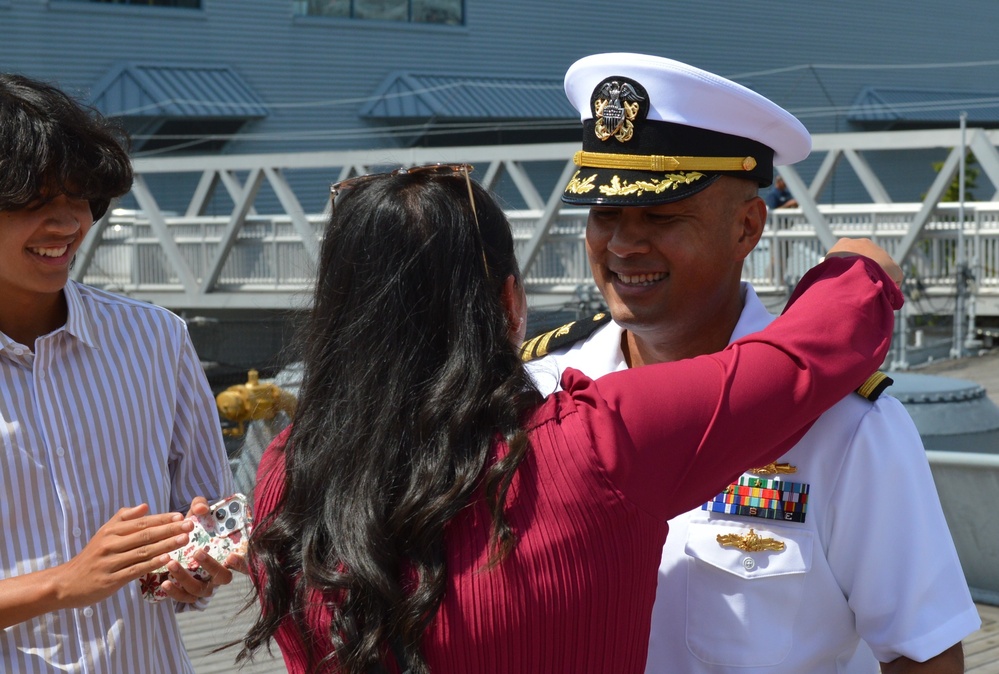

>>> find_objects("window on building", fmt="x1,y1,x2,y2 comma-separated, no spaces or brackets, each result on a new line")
294,0,462,25
64,0,201,7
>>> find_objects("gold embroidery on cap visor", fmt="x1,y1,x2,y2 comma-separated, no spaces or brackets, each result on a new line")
564,170,707,198
563,150,760,200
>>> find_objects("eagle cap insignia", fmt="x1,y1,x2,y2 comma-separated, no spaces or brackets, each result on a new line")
592,78,647,143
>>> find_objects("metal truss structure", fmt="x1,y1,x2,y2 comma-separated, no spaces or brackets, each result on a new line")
73,128,999,316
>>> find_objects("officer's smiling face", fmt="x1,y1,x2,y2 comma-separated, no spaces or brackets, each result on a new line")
585,177,763,345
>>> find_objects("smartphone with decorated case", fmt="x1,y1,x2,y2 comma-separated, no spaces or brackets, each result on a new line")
139,493,252,603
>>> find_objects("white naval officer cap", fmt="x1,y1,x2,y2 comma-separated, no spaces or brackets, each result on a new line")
561,52,812,206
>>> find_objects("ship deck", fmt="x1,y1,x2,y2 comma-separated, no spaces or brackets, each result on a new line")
178,349,999,672
969,603,999,672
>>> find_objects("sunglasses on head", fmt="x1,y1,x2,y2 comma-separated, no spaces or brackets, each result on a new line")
330,163,475,200
330,163,488,275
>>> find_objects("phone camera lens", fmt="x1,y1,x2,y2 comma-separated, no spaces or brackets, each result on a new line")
215,510,226,521
225,517,237,531
229,502,240,514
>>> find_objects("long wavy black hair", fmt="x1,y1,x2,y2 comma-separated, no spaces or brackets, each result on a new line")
241,169,542,673
0,73,132,219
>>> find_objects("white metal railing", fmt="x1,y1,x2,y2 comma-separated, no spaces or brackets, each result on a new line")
72,128,999,312
926,450,999,603
522,202,999,304
81,202,999,314
82,214,322,291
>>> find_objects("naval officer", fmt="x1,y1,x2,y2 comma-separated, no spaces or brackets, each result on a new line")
524,52,979,673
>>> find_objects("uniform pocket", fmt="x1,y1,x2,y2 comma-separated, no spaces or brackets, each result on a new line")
683,521,813,666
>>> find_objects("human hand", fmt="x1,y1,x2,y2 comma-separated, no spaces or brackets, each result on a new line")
224,552,249,575
826,237,903,286
54,504,193,608
160,550,233,603
158,496,236,603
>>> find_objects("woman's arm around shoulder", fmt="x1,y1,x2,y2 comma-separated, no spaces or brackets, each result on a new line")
564,249,903,520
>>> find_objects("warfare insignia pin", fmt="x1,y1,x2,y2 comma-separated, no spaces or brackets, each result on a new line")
716,528,786,553
749,462,797,476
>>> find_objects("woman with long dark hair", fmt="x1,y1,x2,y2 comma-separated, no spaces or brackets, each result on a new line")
239,166,901,674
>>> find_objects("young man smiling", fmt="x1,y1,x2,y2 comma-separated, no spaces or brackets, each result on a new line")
0,73,235,673
0,194,96,344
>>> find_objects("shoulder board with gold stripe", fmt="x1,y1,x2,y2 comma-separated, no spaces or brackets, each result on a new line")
520,313,612,362
855,371,893,401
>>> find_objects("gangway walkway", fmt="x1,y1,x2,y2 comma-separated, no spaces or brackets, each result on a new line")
73,128,999,316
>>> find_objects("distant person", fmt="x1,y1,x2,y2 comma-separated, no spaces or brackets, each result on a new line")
765,173,798,209
239,158,902,674
0,72,236,672
525,52,978,673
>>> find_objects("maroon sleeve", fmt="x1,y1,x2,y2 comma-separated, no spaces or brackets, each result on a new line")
562,255,901,521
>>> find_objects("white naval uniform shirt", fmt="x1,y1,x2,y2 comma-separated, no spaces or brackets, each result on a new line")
528,283,980,672
0,281,233,674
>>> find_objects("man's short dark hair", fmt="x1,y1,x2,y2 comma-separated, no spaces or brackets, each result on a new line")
0,73,133,220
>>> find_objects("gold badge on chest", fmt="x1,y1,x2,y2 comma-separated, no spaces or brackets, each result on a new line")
749,462,797,476
716,528,786,552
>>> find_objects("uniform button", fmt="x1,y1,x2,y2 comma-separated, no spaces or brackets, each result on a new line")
55,447,66,458
38,371,46,380
72,527,83,537
82,607,94,617
743,557,756,571
12,347,24,356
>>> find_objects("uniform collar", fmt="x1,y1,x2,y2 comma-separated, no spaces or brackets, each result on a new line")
588,318,630,373
728,282,775,344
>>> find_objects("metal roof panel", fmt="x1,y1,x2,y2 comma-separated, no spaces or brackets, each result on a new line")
849,86,999,125
360,72,574,120
90,63,269,119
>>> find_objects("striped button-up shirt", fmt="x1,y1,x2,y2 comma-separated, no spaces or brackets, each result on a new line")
0,281,233,674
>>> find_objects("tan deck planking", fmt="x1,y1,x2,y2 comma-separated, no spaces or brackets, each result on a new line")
967,603,999,672
180,577,999,672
